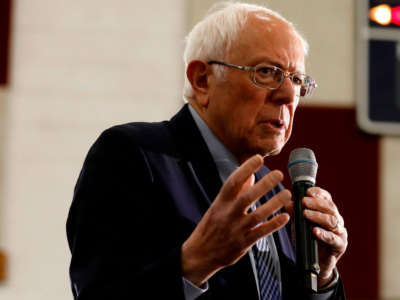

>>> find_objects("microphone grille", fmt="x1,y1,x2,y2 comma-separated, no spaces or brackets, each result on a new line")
288,148,318,184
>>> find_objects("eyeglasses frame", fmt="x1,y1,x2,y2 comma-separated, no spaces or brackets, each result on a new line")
207,60,317,97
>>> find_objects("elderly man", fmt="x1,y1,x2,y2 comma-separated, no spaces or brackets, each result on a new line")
67,2,347,300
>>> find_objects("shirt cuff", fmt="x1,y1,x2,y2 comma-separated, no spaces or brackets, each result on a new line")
182,277,209,300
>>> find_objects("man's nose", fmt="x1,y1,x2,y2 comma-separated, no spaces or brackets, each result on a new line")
269,76,297,104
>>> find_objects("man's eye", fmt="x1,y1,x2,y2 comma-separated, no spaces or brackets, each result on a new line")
292,75,303,85
257,66,274,75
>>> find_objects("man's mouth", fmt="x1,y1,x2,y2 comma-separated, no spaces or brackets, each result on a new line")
270,119,284,129
264,119,286,131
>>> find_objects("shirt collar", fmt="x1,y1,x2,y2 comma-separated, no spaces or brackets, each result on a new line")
188,104,239,182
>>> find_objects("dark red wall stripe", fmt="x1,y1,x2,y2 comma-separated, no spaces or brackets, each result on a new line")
0,0,12,85
266,106,380,299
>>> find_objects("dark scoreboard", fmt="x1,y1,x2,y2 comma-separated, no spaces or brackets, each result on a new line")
356,0,400,135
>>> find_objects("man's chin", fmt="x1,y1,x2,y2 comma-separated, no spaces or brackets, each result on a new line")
261,147,282,158
258,141,285,157
235,140,285,163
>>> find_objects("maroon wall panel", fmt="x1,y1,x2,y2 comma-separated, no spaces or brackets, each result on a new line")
266,106,380,299
0,0,12,85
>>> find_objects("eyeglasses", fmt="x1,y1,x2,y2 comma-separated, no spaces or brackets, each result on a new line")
208,60,317,97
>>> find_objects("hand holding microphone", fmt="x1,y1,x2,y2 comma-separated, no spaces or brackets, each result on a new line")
287,148,348,291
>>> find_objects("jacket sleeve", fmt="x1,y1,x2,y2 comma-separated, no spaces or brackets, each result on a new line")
66,126,186,300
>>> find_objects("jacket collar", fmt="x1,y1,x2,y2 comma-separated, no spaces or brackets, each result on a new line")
167,104,223,205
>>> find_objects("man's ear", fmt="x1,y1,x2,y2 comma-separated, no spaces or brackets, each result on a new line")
186,60,211,107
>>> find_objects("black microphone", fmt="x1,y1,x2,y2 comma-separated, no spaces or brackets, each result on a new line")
288,148,320,292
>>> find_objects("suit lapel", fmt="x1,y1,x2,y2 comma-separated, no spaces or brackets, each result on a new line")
167,105,223,207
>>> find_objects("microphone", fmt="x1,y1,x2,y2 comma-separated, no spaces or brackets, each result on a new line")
288,148,320,292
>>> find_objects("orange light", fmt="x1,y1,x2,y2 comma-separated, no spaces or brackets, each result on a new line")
370,4,392,26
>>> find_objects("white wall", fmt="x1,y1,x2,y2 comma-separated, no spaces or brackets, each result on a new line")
0,0,185,299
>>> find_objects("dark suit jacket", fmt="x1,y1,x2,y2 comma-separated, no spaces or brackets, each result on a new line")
67,104,345,299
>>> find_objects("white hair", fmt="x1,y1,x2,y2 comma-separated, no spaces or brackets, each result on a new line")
182,1,309,100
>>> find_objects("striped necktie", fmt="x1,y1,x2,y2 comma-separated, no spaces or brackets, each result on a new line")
253,237,281,300
253,173,281,300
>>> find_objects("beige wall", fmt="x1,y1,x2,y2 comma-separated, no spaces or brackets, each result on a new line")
0,0,184,299
380,137,400,298
0,87,9,247
1,0,399,299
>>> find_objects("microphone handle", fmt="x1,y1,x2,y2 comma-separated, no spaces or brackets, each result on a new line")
293,180,320,292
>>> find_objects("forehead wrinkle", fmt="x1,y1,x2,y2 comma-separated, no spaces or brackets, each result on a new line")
266,30,305,73
228,14,305,72
255,42,304,73
276,49,301,71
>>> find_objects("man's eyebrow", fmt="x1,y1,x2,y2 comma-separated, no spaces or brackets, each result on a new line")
255,58,288,70
260,59,304,74
262,58,284,69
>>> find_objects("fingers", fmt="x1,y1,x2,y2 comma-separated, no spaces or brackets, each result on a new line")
313,226,348,252
219,154,264,202
303,187,344,231
244,189,292,229
246,213,290,245
304,209,339,232
236,169,284,213
216,154,290,250
284,200,294,217
304,187,337,215
219,154,284,216
205,154,291,267
302,186,348,261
